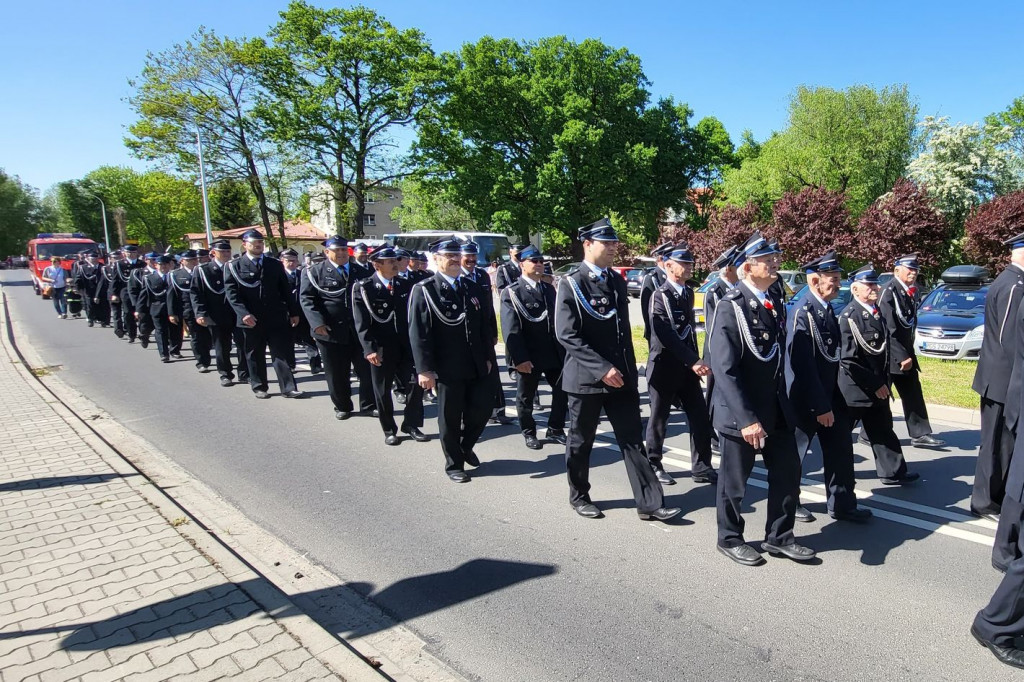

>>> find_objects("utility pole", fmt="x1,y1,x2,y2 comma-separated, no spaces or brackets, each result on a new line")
196,125,214,245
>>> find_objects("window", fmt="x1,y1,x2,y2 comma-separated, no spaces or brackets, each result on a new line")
363,214,376,227
365,195,376,204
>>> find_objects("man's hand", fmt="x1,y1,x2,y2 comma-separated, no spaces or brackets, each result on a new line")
515,361,534,374
366,352,381,367
816,411,835,428
242,314,257,328
691,361,711,377
601,367,625,388
899,357,913,371
486,360,492,373
111,295,119,302
290,315,299,327
740,422,767,448
169,316,179,325
875,385,890,400
418,372,436,391
313,325,330,336
134,311,140,319
93,298,99,304
196,316,208,327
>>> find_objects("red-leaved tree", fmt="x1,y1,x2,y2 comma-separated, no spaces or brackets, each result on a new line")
854,179,951,273
964,189,1024,273
685,202,766,269
766,187,854,267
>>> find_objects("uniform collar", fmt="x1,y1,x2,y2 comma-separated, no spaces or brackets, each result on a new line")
439,272,458,288
740,279,767,304
666,278,685,296
375,272,392,288
583,260,606,278
856,298,877,314
809,289,830,311
520,274,540,289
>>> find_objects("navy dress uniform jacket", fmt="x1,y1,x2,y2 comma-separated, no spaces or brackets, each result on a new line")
352,275,414,356
298,260,361,345
408,273,492,383
877,280,919,374
837,300,890,407
168,268,196,321
495,261,520,290
786,294,842,418
499,277,563,371
189,261,235,327
648,280,700,369
974,265,1024,405
224,256,298,328
639,267,667,341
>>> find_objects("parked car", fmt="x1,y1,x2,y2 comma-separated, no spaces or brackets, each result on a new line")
551,262,579,287
878,272,933,300
624,268,645,298
785,282,852,316
913,265,990,361
777,270,808,295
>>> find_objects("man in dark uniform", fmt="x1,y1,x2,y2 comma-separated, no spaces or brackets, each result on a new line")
838,264,919,485
766,238,788,309
460,240,513,426
350,243,374,279
191,241,243,386
75,251,109,327
138,255,175,363
223,230,304,400
973,233,1024,527
197,248,211,265
281,248,322,373
165,257,185,360
406,251,432,284
169,249,211,372
98,250,120,332
409,238,495,482
495,244,524,290
352,245,426,445
299,236,374,418
111,245,145,342
499,244,567,450
129,252,159,348
878,253,945,447
645,244,717,486
702,245,741,456
555,218,679,522
709,232,812,566
640,243,673,343
786,251,872,523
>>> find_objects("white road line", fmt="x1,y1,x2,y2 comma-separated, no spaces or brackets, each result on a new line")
593,428,996,548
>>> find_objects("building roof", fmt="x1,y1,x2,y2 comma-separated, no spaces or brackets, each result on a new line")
185,221,328,243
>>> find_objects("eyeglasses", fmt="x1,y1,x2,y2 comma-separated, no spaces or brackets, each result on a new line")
525,257,544,263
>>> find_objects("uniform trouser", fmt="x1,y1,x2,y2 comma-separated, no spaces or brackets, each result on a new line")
136,310,153,342
491,363,508,417
850,399,908,478
185,318,212,368
974,397,1015,517
369,345,424,435
706,374,720,449
316,340,372,413
151,312,171,359
81,289,92,320
891,370,932,438
110,300,123,336
286,327,320,369
516,368,567,436
87,294,110,324
645,365,714,476
209,324,235,379
242,325,297,394
168,318,183,354
795,399,858,514
232,328,249,381
975,496,1024,646
121,299,138,340
716,430,800,548
566,390,664,514
437,377,493,472
993,496,1024,573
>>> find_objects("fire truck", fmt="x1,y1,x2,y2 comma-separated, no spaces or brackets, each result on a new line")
26,233,103,298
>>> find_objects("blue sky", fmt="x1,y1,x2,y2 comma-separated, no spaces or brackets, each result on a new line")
2,0,1021,193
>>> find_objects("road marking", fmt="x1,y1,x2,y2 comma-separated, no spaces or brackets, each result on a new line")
593,428,996,548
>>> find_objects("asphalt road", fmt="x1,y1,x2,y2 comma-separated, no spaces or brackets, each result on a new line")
1,270,1007,682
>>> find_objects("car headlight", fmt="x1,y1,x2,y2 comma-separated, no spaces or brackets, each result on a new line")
964,325,985,341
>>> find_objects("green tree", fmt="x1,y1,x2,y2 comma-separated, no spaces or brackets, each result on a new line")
682,116,737,231
415,35,699,256
907,116,1022,232
0,170,48,257
721,84,918,218
208,178,257,229
125,29,287,243
250,1,440,238
986,95,1024,158
390,178,476,232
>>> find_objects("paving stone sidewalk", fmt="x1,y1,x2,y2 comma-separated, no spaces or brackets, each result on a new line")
0,336,345,680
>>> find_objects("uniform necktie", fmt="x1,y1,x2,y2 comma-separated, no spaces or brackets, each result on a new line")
908,286,917,297
387,281,393,293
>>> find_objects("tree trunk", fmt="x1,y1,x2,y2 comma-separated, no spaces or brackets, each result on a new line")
112,208,128,246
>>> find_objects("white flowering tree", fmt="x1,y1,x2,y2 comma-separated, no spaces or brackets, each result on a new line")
907,116,1022,231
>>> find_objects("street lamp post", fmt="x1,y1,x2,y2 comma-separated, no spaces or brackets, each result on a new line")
80,190,111,253
196,125,214,245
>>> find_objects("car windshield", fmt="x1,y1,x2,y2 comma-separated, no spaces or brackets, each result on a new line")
791,284,851,307
34,242,94,259
920,288,986,313
625,269,642,281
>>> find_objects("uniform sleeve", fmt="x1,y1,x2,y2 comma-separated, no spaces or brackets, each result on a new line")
878,287,911,365
840,315,885,394
190,270,208,320
299,268,328,332
640,274,655,340
787,309,829,415
351,281,377,356
167,282,180,318
222,264,250,322
555,278,614,382
408,285,435,375
275,264,299,317
651,289,699,367
708,300,759,429
500,287,528,367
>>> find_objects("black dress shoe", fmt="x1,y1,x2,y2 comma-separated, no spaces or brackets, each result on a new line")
545,430,567,445
794,505,815,523
574,503,603,519
170,353,183,359
127,337,135,344
829,507,873,523
524,434,542,450
976,512,1001,523
489,413,515,425
761,541,816,561
654,469,675,486
638,507,681,522
87,321,94,327
220,377,233,387
911,434,946,448
881,472,920,485
283,390,306,399
335,410,351,420
401,427,429,442
254,390,270,399
971,624,1024,669
464,450,481,467
857,433,871,446
718,544,765,566
160,357,171,363
384,434,399,446
140,339,149,348
394,391,407,404
448,471,470,483
692,469,718,484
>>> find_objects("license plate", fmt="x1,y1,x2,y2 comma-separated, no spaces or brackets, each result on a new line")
924,342,955,352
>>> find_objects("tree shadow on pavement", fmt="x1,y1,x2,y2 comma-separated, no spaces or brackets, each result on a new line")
0,472,138,492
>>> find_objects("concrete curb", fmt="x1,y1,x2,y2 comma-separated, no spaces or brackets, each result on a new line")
1,283,465,682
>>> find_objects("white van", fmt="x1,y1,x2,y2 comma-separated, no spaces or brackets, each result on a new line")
383,231,513,264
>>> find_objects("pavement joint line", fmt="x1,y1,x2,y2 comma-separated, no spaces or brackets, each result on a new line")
592,428,997,548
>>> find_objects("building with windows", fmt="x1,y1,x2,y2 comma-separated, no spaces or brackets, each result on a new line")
308,181,403,238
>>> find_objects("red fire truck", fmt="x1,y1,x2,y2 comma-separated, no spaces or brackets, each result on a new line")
26,233,103,298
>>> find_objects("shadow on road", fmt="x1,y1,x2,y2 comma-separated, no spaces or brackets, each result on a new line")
0,472,139,492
